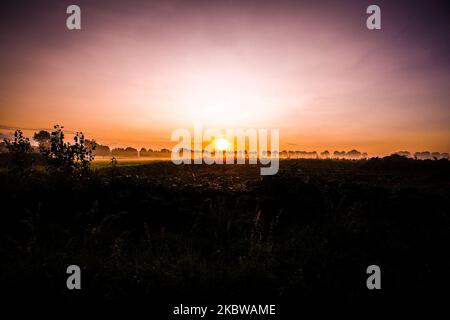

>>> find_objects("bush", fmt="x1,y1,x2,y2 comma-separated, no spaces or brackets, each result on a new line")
40,125,96,176
3,129,33,176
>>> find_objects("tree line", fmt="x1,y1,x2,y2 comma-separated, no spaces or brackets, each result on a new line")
393,150,449,160
0,129,172,158
1,127,449,161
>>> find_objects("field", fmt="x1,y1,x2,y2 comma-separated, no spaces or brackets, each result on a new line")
91,157,171,168
1,157,449,305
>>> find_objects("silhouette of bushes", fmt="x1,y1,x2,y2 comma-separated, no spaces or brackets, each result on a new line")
40,125,95,176
3,129,33,176
33,130,51,150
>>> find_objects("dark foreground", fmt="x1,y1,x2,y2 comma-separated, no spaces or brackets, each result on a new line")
1,158,449,308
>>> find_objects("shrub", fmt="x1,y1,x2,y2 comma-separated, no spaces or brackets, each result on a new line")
40,125,96,176
3,129,33,175
33,130,51,150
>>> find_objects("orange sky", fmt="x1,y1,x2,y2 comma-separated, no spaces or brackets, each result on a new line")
1,0,449,155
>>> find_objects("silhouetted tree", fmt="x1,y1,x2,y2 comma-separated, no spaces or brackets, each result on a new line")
346,149,362,159
40,125,95,175
333,150,346,158
431,152,441,160
87,140,110,157
140,148,157,157
111,147,138,157
4,129,33,175
414,151,431,160
33,130,51,150
320,150,330,158
394,151,411,158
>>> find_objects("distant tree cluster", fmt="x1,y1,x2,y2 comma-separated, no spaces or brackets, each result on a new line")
91,142,111,157
414,151,449,160
393,151,411,158
111,147,138,157
88,145,172,158
278,149,368,159
392,151,449,160
139,147,154,157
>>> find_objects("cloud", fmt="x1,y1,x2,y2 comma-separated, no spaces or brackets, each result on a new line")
0,124,80,135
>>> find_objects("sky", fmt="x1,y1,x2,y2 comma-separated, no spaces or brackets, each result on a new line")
1,0,449,155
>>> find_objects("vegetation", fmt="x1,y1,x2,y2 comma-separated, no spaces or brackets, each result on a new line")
38,125,95,176
33,130,51,150
1,126,449,303
0,146,449,302
3,129,33,176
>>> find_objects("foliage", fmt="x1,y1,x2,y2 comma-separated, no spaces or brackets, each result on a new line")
111,147,138,157
40,125,96,175
3,129,33,175
33,130,51,150
1,159,449,302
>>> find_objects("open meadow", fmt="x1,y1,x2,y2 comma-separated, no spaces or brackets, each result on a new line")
1,157,449,303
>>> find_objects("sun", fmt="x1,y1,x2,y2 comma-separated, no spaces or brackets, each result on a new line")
214,137,230,151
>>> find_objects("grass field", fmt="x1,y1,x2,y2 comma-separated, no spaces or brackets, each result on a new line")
1,157,449,303
91,157,171,168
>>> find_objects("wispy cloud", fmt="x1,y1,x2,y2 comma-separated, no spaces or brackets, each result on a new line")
0,124,87,135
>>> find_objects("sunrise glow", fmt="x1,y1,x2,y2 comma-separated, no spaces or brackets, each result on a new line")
0,0,448,155
214,137,230,151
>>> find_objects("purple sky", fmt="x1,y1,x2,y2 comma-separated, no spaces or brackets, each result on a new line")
1,0,449,154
